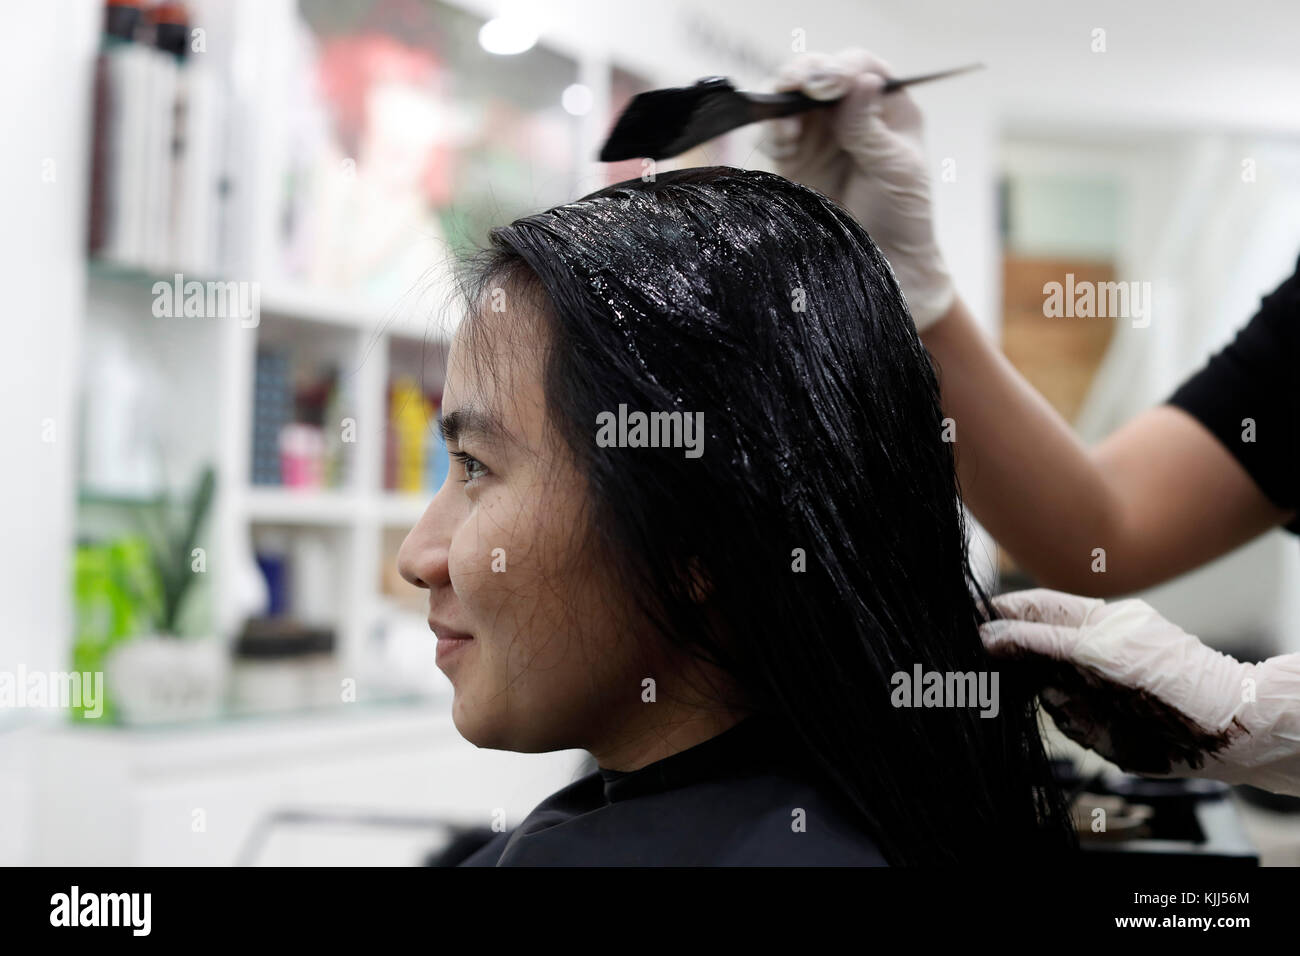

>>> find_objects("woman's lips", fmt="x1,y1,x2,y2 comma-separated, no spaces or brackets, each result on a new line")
429,620,475,667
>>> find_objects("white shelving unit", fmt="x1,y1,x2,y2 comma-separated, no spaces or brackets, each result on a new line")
81,264,455,681
220,281,458,676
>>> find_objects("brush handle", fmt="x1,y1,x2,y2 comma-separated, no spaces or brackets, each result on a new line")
883,62,984,92
745,61,985,120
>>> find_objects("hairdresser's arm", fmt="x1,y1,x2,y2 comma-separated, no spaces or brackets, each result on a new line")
762,47,1290,594
924,299,1289,595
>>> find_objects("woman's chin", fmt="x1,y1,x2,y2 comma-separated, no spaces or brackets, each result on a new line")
450,699,570,754
449,695,480,743
450,696,511,750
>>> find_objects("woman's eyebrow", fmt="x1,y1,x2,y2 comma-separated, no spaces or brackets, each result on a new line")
441,405,509,446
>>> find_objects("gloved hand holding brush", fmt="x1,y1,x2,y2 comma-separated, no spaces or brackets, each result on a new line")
982,588,1300,797
760,49,956,330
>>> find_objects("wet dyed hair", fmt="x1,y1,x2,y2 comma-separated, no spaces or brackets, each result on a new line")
454,166,1075,865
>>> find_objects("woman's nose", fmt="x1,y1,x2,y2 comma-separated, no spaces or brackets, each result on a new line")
397,497,452,591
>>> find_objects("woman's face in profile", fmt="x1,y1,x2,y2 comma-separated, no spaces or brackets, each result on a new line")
397,309,651,754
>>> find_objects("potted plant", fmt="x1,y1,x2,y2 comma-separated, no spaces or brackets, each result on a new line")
104,466,229,725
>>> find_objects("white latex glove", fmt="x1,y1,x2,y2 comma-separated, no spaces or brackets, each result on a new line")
981,588,1300,797
759,48,956,331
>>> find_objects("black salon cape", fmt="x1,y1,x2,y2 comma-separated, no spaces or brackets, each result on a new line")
459,715,887,866
1169,250,1299,532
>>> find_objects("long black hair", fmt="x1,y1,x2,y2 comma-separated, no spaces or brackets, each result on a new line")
454,166,1075,864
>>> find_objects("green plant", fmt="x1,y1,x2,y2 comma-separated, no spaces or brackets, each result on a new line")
134,465,216,636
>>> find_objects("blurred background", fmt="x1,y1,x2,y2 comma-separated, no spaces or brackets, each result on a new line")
3,0,1299,865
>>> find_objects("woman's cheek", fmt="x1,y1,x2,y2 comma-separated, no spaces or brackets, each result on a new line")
446,522,492,616
447,489,527,620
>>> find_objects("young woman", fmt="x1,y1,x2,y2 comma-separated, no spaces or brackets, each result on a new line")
398,166,1076,865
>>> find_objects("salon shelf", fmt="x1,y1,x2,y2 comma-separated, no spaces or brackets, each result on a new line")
241,489,434,529
77,488,167,509
258,281,448,335
84,261,456,340
243,487,361,526
373,493,430,527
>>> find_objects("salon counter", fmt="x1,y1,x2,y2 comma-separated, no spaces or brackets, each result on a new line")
21,701,584,865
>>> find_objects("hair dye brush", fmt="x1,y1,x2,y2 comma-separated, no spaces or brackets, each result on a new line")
600,63,983,162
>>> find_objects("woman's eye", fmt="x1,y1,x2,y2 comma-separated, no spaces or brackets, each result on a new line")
452,451,489,483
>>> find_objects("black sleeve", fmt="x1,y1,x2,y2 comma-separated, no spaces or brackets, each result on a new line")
1167,252,1300,533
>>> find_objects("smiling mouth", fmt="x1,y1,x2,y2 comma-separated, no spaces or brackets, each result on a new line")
428,621,475,643
429,620,475,667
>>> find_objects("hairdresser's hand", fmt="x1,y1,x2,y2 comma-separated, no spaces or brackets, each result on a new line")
759,49,955,330
982,588,1300,797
